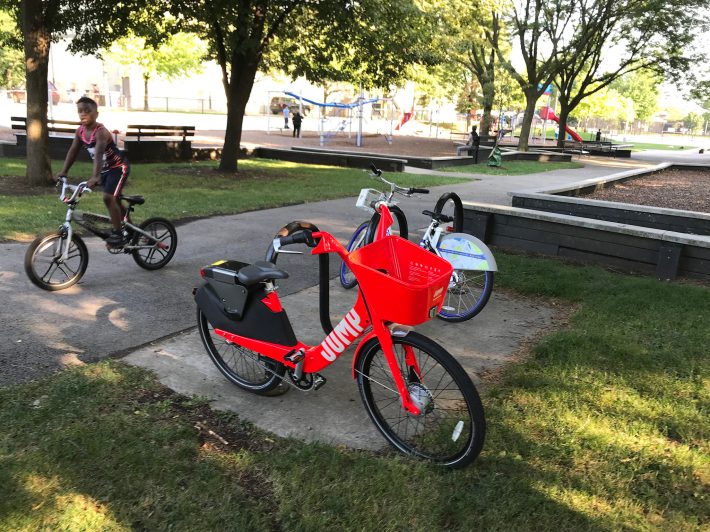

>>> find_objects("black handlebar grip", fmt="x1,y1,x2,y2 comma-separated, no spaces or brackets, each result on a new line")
409,188,430,194
369,163,382,176
280,230,316,247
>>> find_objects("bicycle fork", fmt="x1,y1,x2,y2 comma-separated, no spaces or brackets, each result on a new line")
369,320,423,416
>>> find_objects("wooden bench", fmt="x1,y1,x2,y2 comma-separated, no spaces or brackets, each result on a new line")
561,140,589,155
124,124,195,162
125,124,195,142
9,116,90,160
11,116,80,135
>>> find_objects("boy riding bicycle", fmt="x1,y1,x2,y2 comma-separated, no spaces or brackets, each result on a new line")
57,96,130,246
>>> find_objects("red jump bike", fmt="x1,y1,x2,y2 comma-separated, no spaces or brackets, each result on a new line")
194,205,485,468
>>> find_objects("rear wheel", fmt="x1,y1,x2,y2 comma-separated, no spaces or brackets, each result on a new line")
197,309,286,395
340,221,369,289
438,270,495,322
24,231,88,291
131,217,177,270
355,332,485,468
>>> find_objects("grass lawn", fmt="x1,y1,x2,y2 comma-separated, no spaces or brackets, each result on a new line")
1,253,707,530
0,158,470,241
439,160,584,175
628,141,700,151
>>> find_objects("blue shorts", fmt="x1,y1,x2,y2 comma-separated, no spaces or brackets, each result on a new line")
101,162,130,196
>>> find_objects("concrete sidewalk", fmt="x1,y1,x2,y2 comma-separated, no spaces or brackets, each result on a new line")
121,157,644,449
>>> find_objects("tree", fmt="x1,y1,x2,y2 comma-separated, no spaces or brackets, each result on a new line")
610,69,660,122
2,0,169,185
493,0,577,151
104,32,207,111
0,9,23,89
683,112,701,135
172,0,434,172
553,0,707,148
440,0,508,136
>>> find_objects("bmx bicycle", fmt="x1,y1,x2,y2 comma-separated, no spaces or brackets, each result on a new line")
194,204,486,468
340,164,497,322
25,176,177,291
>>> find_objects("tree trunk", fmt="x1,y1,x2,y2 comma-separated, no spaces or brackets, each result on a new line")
517,92,538,152
556,100,571,148
480,76,495,136
143,75,150,111
22,0,52,186
219,57,259,172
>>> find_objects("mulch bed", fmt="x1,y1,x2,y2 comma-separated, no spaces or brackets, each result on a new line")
581,168,710,213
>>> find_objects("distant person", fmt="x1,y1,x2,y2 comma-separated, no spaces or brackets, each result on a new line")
292,111,302,138
469,125,480,163
282,104,290,129
595,129,602,142
57,96,130,246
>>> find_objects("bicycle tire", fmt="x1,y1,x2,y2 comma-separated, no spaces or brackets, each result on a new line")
24,231,89,291
433,192,464,233
355,331,485,468
197,309,286,395
364,204,408,245
438,270,495,322
131,217,177,270
340,221,369,289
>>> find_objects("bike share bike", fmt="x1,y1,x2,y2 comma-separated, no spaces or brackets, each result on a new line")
340,164,497,322
25,177,177,291
194,204,486,468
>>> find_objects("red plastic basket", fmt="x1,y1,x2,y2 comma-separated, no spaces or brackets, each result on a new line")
348,235,453,326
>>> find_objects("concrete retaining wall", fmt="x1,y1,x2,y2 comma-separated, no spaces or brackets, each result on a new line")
463,201,710,281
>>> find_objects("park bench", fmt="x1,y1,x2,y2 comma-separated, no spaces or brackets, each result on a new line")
11,115,80,136
561,139,589,155
123,124,195,162
583,140,633,155
9,116,91,160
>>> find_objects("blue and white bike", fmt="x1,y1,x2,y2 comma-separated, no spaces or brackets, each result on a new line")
340,165,497,322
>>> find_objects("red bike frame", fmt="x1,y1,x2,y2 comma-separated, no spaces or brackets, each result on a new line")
213,206,439,416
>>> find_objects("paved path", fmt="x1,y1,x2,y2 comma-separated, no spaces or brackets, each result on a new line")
0,156,647,386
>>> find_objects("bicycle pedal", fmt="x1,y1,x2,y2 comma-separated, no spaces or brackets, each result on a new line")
313,374,326,390
283,350,305,364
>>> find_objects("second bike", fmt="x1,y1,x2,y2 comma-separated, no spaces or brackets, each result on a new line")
25,177,178,291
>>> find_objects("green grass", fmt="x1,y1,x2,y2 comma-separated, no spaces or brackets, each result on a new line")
627,141,699,151
0,158,469,241
439,160,584,175
1,253,707,530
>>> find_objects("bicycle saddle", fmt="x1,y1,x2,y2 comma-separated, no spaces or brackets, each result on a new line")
422,209,453,223
120,195,145,205
237,261,289,286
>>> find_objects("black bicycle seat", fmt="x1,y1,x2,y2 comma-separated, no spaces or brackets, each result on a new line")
120,195,145,205
237,261,289,286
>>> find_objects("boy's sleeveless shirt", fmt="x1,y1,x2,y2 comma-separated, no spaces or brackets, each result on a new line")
78,124,125,172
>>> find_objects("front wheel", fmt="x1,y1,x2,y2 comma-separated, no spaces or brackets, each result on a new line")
438,270,495,322
24,231,89,291
131,217,177,270
364,204,408,245
340,221,369,289
197,309,286,395
355,332,485,468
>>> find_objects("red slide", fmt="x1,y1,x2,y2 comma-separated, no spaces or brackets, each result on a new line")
539,106,583,142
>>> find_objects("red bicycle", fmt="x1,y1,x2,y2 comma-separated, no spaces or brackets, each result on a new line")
194,205,485,468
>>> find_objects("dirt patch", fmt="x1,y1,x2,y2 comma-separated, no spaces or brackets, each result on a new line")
0,174,56,196
581,168,710,213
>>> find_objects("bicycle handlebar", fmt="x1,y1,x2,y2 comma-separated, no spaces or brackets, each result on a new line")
368,163,429,198
56,176,91,203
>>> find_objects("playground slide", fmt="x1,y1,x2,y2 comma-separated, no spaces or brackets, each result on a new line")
538,106,583,142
